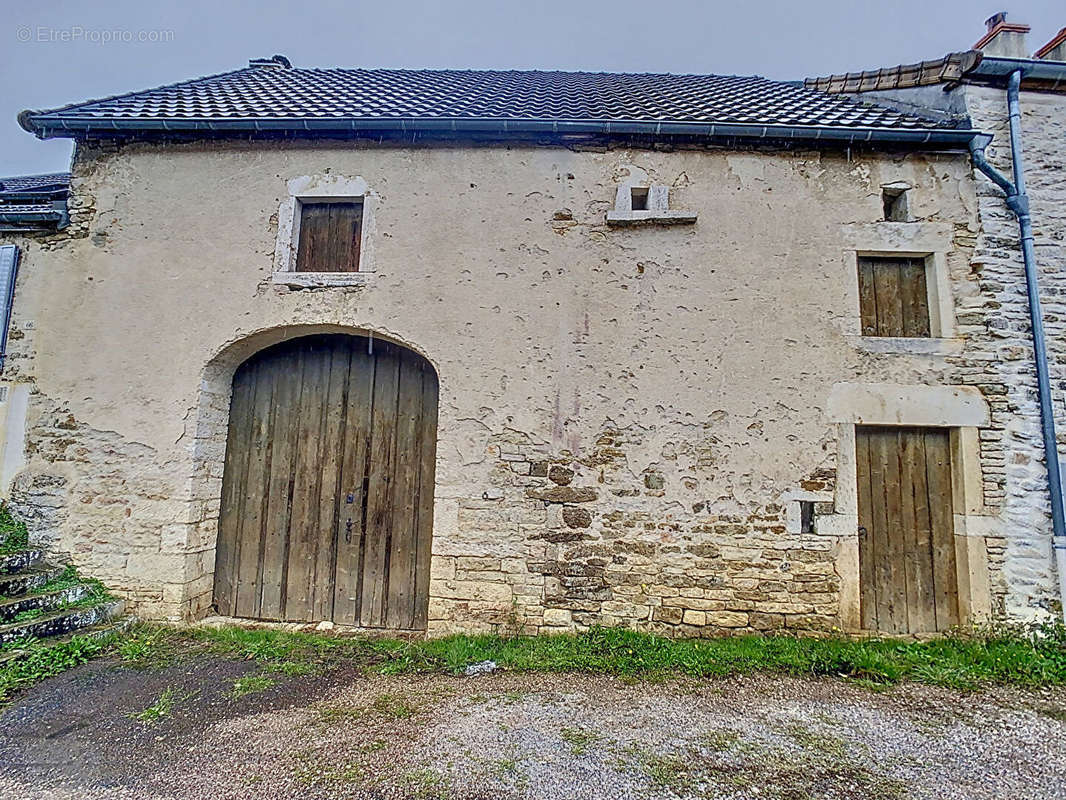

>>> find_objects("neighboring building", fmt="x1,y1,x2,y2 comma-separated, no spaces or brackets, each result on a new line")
0,173,70,513
4,58,1005,637
808,14,1066,622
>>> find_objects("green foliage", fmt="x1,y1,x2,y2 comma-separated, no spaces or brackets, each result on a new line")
33,564,80,594
4,620,1066,709
377,623,1066,689
115,624,185,668
0,504,29,555
229,674,276,698
130,686,193,723
369,692,418,718
0,631,117,703
560,726,603,755
5,570,114,624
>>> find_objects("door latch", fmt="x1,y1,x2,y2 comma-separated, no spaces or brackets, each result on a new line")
345,517,353,543
857,526,868,538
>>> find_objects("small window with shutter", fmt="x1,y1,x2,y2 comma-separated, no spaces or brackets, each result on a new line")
857,256,931,338
295,200,363,272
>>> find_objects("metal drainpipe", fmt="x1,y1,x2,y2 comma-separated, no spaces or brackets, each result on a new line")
970,70,1066,622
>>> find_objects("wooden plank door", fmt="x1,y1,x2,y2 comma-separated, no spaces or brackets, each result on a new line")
213,334,437,629
856,426,959,634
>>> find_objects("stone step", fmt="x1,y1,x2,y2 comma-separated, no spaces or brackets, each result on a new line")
0,563,68,597
0,599,125,646
0,584,93,624
0,613,138,666
0,548,46,575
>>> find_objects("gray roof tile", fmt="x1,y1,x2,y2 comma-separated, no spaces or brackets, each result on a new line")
24,65,959,133
0,173,70,193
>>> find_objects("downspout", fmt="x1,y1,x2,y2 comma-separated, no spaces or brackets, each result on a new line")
969,69,1066,622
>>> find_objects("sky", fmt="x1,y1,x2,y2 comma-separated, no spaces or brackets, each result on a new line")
2,0,1063,176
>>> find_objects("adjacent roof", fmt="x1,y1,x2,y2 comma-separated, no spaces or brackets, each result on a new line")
19,61,975,147
0,173,69,194
806,52,982,94
807,49,1066,94
0,173,70,232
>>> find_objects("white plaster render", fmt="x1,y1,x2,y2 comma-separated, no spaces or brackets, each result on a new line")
2,139,989,634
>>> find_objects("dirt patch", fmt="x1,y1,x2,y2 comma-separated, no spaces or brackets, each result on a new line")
1,656,1064,799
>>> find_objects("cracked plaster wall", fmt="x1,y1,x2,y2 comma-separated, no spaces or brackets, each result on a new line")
1,138,987,632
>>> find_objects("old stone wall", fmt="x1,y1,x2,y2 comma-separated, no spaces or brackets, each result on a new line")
2,139,986,633
958,85,1066,620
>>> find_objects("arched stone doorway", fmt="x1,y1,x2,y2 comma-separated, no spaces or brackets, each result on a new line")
212,334,438,630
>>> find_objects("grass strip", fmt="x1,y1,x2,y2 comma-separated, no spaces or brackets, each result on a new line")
4,620,1065,706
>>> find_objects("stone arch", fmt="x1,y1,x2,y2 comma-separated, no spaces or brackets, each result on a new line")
183,324,438,621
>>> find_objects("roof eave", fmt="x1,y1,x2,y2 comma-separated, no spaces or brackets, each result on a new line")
969,57,1066,85
21,115,978,148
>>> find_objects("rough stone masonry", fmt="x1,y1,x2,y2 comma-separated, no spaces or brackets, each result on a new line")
0,135,1003,635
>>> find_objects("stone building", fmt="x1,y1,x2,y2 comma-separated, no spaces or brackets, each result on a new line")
0,59,1019,637
808,14,1066,623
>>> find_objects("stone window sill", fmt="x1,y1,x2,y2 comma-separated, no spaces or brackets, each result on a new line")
606,210,698,227
272,271,373,289
850,336,963,356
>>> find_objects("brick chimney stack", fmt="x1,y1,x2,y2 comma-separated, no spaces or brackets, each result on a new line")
973,12,1031,58
1034,27,1066,61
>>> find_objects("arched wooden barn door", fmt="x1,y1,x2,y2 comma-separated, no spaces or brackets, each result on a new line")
213,334,438,630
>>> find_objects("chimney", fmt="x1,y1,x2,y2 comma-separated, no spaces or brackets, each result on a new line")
1035,27,1066,61
973,12,1031,58
248,55,292,70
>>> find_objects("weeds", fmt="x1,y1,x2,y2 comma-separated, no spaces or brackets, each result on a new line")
4,620,1066,708
229,674,276,698
560,726,604,755
0,504,29,555
130,686,194,724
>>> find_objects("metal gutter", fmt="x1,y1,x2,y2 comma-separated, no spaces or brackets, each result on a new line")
19,113,979,148
970,70,1066,622
970,57,1066,86
0,202,68,231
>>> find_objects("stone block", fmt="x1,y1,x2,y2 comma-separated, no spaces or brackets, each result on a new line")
542,608,572,626
430,556,457,581
652,606,683,624
526,486,597,503
682,610,706,626
562,506,592,528
548,465,574,486
709,611,749,628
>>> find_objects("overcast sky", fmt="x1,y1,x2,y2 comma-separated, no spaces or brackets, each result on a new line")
2,0,1063,176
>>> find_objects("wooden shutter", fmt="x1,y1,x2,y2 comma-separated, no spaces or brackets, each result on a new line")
296,201,363,272
857,256,931,337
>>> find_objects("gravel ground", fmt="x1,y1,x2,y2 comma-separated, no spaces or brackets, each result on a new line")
1,655,1064,799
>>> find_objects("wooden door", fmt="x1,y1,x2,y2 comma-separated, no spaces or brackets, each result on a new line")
856,426,959,634
213,335,438,629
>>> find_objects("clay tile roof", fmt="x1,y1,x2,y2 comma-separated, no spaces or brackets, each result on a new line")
20,64,963,137
805,51,983,94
